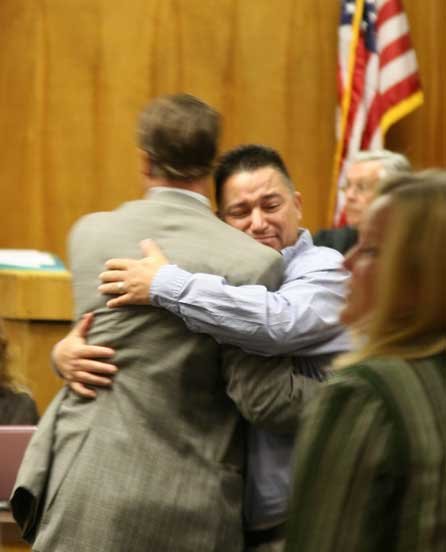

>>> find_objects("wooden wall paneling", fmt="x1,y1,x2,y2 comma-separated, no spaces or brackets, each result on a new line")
0,0,444,252
0,2,44,252
283,0,339,231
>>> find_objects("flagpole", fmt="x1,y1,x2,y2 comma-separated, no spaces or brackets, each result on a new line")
328,0,365,226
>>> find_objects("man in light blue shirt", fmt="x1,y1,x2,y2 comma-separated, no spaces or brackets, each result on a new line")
57,145,350,551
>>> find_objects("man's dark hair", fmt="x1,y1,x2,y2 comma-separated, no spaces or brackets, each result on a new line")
214,144,292,209
138,94,220,181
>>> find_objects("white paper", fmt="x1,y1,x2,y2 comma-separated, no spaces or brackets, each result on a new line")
0,249,57,268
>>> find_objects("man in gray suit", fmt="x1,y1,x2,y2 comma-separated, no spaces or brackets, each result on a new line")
11,94,304,552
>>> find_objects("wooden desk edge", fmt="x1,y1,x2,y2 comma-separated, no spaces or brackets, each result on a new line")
0,510,15,524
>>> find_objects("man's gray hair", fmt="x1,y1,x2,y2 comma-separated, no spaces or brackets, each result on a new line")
351,149,411,177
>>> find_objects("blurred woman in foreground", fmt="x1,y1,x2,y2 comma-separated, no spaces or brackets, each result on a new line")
0,318,39,425
286,171,446,552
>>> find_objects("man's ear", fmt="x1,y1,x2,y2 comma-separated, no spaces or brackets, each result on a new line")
293,190,303,211
138,149,151,177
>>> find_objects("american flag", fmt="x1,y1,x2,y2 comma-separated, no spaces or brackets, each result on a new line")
330,0,423,225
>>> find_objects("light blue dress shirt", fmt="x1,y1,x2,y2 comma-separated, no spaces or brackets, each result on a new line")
151,230,351,528
152,230,350,356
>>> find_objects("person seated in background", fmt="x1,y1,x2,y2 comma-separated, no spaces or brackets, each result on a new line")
0,318,39,425
285,170,446,552
313,149,411,253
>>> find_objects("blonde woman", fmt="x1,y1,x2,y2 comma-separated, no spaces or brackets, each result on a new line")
286,171,446,552
0,318,39,424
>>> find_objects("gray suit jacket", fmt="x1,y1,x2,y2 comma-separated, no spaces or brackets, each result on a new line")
12,190,302,552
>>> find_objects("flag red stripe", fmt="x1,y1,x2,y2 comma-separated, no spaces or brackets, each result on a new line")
376,0,403,28
361,72,421,149
380,72,422,111
380,33,412,68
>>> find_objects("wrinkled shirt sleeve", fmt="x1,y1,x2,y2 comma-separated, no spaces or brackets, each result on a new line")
151,258,350,357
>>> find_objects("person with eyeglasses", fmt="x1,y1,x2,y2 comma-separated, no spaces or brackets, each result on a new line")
313,150,411,254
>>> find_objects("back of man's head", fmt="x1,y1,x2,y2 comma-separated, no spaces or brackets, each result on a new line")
138,94,220,182
214,144,292,209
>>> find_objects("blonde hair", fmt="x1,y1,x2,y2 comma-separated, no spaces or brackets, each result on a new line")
337,171,446,367
0,318,13,389
0,318,27,392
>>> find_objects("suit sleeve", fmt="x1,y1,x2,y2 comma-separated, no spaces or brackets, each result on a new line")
222,347,326,432
285,374,400,552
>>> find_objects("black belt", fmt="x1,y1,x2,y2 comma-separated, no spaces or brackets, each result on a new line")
245,522,287,546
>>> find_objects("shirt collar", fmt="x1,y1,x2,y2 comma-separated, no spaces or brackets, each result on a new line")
145,186,211,208
281,228,312,261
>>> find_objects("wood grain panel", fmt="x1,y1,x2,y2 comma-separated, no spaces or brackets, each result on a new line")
0,512,29,552
0,0,443,249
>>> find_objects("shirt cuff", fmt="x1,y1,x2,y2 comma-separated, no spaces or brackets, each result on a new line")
150,265,192,311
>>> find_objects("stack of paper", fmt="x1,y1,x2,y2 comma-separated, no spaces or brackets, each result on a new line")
0,249,65,271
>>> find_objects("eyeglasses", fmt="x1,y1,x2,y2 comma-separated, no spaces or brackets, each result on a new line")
340,179,377,195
